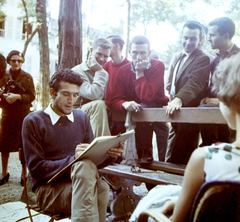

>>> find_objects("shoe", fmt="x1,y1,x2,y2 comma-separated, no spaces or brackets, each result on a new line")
0,173,10,186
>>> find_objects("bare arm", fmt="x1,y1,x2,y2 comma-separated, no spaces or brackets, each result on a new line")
171,148,205,222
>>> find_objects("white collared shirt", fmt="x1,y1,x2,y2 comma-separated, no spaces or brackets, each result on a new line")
44,103,74,125
181,50,193,66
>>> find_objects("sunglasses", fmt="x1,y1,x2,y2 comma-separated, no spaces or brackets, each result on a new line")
10,59,23,63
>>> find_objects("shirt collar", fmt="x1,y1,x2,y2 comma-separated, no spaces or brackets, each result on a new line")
81,62,91,72
112,56,125,64
216,43,234,58
131,58,151,74
182,50,193,58
44,103,74,125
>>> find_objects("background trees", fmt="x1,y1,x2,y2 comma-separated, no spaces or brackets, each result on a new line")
0,0,6,22
58,0,82,69
36,0,50,108
2,0,240,109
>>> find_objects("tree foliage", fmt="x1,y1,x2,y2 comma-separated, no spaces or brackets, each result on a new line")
131,0,188,35
0,0,6,22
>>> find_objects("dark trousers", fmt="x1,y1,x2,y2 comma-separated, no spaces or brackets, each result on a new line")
108,104,169,161
135,121,169,161
199,124,232,146
165,123,199,164
135,103,169,161
198,104,234,146
107,109,126,136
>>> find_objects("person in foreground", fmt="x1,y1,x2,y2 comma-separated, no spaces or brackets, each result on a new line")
23,69,123,222
131,52,240,222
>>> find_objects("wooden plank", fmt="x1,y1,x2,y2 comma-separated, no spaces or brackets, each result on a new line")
99,164,183,186
138,161,185,175
112,107,227,124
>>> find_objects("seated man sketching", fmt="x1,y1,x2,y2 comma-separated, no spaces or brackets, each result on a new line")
22,69,123,222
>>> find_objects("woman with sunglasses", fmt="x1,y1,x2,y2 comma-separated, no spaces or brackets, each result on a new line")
0,50,35,186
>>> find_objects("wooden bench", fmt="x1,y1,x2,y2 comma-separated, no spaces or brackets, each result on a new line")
100,107,227,221
99,163,183,186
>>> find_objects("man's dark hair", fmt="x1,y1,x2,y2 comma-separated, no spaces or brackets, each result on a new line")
107,35,125,50
183,21,203,37
92,38,112,50
129,35,150,50
209,17,235,39
49,69,83,92
0,53,6,79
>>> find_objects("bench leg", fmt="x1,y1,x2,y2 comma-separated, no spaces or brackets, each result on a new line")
102,174,142,221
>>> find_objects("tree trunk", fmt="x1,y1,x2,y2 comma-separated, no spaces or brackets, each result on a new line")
36,0,50,108
22,25,40,57
125,0,131,58
21,0,39,57
58,0,82,69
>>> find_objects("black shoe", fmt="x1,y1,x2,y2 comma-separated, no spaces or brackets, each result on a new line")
0,173,10,186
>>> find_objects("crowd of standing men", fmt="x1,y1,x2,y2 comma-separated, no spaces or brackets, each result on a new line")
105,17,239,165
0,16,239,222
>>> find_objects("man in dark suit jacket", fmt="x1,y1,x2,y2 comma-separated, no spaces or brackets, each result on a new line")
165,21,210,164
200,17,240,146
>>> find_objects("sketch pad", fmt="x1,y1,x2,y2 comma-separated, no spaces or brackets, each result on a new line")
48,130,135,184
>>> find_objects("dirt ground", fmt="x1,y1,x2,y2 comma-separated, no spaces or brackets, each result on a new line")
0,152,24,205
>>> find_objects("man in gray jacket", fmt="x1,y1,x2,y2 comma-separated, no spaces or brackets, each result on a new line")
72,38,112,137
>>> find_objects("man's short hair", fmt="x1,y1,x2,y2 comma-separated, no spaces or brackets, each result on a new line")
107,35,125,50
49,69,83,92
0,53,6,71
92,38,112,50
183,21,203,37
129,35,150,50
209,17,235,39
212,52,240,113
0,53,6,79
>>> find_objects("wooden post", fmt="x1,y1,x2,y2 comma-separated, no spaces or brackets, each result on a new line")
122,111,137,165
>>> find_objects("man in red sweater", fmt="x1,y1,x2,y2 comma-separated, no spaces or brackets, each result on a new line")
103,35,130,109
110,35,169,163
103,35,130,135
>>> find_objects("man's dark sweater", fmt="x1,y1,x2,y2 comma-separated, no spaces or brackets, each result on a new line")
23,109,94,191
